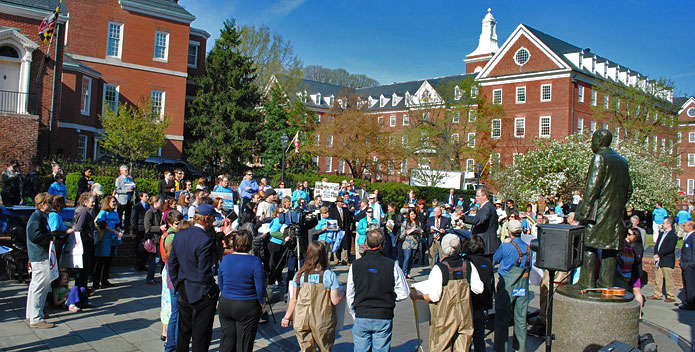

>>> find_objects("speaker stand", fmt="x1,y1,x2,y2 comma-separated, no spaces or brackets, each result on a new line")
545,269,556,352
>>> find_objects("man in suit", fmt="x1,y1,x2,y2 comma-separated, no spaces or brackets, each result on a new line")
169,203,219,352
129,191,150,271
330,196,353,264
426,206,452,267
463,187,499,257
446,188,457,207
647,217,678,303
679,220,695,310
575,129,632,288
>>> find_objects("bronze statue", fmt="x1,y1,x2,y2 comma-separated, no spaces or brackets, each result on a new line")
575,129,632,288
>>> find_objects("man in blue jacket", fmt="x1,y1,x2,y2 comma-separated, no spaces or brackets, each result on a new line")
238,170,259,216
25,192,55,329
679,221,695,310
169,203,219,351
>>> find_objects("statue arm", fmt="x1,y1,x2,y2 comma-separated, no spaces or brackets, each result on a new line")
578,154,605,220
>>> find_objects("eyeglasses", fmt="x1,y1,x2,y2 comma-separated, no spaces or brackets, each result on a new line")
366,211,373,213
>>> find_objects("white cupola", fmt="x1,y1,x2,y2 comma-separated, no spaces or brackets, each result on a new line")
467,8,499,57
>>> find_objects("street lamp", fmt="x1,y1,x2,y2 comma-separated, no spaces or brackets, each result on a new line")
475,163,482,188
281,133,289,184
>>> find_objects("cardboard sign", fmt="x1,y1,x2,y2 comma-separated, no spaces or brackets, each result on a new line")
314,182,341,202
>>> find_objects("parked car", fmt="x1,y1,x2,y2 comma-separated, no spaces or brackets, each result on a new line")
144,157,203,179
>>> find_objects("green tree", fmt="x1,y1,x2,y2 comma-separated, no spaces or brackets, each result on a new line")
186,19,263,175
99,99,170,169
303,65,379,88
239,24,303,89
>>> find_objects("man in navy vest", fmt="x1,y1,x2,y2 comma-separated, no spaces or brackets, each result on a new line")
347,229,409,351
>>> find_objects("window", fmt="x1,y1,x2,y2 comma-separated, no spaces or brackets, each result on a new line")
466,159,475,172
514,118,525,138
577,117,584,134
677,155,681,167
80,76,92,115
470,85,479,97
689,107,695,117
188,42,199,67
677,179,680,188
516,86,526,103
491,119,501,138
401,135,408,146
338,160,345,174
452,133,460,143
590,120,596,133
151,90,165,119
401,159,408,174
514,48,530,66
577,86,584,103
78,135,88,161
388,136,396,145
661,138,666,153
312,156,319,166
390,115,396,127
513,153,523,165
678,132,682,143
325,157,332,173
539,116,551,137
402,114,409,126
452,111,460,124
541,84,552,102
454,86,461,100
689,132,695,143
103,84,119,115
689,179,695,196
467,133,475,147
492,153,500,167
591,90,597,106
327,135,333,147
492,89,502,104
107,22,123,57
316,93,322,105
653,136,657,153
387,161,395,175
422,112,430,121
604,95,609,108
378,116,384,125
468,110,476,122
315,134,320,146
154,31,169,61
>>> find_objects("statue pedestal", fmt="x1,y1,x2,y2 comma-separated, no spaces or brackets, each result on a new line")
552,286,640,352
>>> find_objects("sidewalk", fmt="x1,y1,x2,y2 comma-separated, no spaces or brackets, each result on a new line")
0,265,692,352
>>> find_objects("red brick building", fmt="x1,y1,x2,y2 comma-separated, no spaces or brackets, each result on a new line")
295,9,678,185
0,0,67,168
676,96,695,198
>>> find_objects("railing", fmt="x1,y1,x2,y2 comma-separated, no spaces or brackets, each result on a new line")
0,90,37,115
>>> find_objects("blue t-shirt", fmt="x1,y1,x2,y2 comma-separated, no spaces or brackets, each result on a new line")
315,216,334,242
676,210,691,225
218,253,265,305
47,182,67,198
554,205,564,217
493,237,530,277
289,269,339,290
47,212,66,232
653,208,668,224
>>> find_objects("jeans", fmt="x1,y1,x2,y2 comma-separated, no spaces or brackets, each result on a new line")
352,317,393,352
401,248,414,276
165,288,179,352
26,260,51,324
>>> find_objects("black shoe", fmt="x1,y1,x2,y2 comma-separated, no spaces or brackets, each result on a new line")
259,312,268,324
102,281,115,287
678,305,695,311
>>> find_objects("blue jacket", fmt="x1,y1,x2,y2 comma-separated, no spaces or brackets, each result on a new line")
169,225,218,304
95,210,120,257
291,189,309,207
47,182,67,198
238,179,259,200
26,210,52,262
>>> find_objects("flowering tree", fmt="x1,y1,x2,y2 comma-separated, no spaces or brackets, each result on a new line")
491,133,680,214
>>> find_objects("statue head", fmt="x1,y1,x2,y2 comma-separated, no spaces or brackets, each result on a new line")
591,129,613,153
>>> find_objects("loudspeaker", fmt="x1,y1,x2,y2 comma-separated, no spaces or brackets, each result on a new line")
531,224,584,272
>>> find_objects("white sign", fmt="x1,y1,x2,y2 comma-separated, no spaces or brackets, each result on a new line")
275,188,293,199
48,241,59,282
210,191,235,210
314,182,341,202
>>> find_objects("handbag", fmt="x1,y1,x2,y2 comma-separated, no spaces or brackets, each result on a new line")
143,239,157,254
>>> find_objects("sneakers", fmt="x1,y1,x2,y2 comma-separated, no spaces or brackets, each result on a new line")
30,321,55,329
68,304,81,313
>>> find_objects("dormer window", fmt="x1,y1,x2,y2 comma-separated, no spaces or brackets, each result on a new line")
392,93,402,106
454,86,462,100
327,95,334,106
315,93,322,105
379,95,389,107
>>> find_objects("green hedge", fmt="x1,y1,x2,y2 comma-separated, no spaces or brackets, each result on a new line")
65,172,157,201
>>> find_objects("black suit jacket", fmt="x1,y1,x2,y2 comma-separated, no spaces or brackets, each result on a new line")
463,201,499,255
130,202,148,233
425,216,451,244
680,231,695,269
329,205,352,231
446,194,456,206
655,230,678,268
169,225,218,304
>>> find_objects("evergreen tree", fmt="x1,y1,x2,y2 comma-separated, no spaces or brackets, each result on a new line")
185,19,262,174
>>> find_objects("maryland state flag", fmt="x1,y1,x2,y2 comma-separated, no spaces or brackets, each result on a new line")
38,0,62,44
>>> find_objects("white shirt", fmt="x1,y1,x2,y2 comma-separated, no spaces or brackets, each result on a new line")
346,260,410,318
412,261,484,303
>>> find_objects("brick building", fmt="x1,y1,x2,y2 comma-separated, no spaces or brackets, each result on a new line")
0,0,67,168
291,9,678,185
676,96,695,198
55,0,209,161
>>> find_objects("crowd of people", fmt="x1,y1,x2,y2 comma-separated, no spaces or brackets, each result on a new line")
11,160,695,351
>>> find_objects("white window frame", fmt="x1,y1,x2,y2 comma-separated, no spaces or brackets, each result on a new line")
80,76,92,116
467,133,475,147
390,115,396,127
106,22,124,58
77,135,88,161
188,41,200,68
541,84,552,102
653,136,658,153
577,117,584,134
327,135,333,147
591,90,597,106
325,156,333,173
338,159,345,174
604,95,609,108
492,89,502,104
590,120,596,133
577,85,584,103
102,84,119,116
677,156,681,167
513,153,524,165
452,111,460,124
688,154,695,167
402,114,409,126
491,119,501,138
454,86,461,100
468,110,476,122
539,116,551,138
514,117,525,138
150,90,165,120
466,159,475,172
689,132,695,143
401,135,408,146
153,31,169,62
422,111,430,121
678,132,682,143
452,133,460,143
400,159,408,173
516,86,526,104
689,179,695,196
378,116,384,125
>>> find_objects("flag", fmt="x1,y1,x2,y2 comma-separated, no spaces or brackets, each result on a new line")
292,131,300,153
487,153,493,165
38,0,62,44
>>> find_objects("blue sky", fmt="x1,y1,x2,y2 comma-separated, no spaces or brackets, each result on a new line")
179,0,695,98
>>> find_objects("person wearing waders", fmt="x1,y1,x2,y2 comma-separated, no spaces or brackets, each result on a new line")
281,241,344,351
493,219,530,352
410,234,484,351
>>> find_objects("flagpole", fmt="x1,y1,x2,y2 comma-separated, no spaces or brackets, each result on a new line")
35,0,62,84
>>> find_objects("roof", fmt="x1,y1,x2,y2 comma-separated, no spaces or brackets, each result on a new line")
523,24,580,70
0,0,68,15
674,96,689,107
63,53,101,77
120,0,195,23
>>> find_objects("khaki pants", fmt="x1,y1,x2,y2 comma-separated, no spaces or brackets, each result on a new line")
354,237,363,260
539,270,570,323
428,239,442,268
654,266,675,299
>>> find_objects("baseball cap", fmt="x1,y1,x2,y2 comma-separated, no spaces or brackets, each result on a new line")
197,203,216,216
507,219,523,234
91,183,104,196
265,188,276,197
